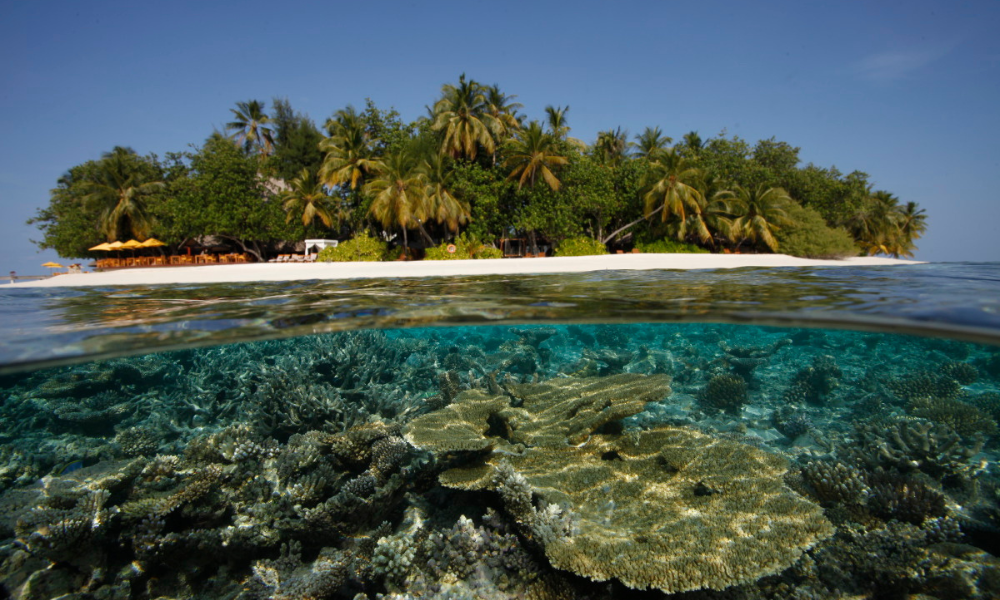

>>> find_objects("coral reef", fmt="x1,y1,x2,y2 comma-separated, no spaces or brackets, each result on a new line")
0,323,998,599
909,396,997,437
404,373,672,452
408,374,831,594
698,373,749,415
851,418,985,480
782,355,841,405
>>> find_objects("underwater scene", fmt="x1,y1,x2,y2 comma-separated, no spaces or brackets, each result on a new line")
2,322,1000,599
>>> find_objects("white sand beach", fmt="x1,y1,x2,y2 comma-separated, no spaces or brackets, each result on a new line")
11,254,924,288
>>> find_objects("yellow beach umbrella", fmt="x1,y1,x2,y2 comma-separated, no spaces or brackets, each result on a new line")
140,238,166,248
121,239,143,249
107,241,125,249
42,262,64,268
89,242,114,251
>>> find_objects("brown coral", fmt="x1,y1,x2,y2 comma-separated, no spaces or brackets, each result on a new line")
404,374,672,453
442,427,833,594
408,374,830,594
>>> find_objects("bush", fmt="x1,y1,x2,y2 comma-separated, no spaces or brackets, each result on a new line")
775,204,859,259
317,232,388,262
475,246,503,259
554,237,608,257
636,238,710,254
425,243,472,260
424,234,503,260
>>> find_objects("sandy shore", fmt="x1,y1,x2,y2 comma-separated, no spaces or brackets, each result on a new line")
11,254,923,288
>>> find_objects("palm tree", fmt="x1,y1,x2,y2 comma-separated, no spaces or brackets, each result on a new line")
894,201,927,258
280,168,341,229
318,106,378,190
422,152,471,232
847,189,899,256
722,185,795,252
633,126,672,160
680,131,703,156
432,74,494,160
484,85,522,147
545,105,571,139
642,149,709,242
226,100,275,157
365,150,426,250
83,147,163,242
503,121,569,191
595,127,631,167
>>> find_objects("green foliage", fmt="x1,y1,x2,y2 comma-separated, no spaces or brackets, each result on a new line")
28,148,165,258
775,203,859,259
166,135,303,260
475,246,503,259
424,243,471,260
636,238,710,254
268,98,324,181
34,78,924,260
554,237,608,257
424,234,502,260
316,232,388,262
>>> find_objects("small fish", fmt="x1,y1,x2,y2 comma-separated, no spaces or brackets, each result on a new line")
59,460,84,475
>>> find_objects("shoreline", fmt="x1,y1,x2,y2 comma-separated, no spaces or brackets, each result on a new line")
9,254,924,288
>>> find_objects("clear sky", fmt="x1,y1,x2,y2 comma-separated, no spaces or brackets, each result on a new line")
2,0,998,276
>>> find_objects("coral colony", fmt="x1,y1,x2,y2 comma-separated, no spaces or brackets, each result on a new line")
0,324,999,598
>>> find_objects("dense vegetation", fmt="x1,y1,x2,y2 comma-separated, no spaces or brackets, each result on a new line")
30,76,927,261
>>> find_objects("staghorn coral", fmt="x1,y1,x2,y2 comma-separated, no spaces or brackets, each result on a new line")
698,373,749,415
942,361,979,385
245,541,348,600
16,489,116,566
851,418,985,480
440,427,832,594
909,396,997,438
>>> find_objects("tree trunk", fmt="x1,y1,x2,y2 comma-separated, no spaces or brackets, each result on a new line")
418,223,435,247
528,230,538,255
219,235,264,262
602,204,665,244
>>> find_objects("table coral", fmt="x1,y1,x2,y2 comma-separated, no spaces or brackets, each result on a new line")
406,373,831,594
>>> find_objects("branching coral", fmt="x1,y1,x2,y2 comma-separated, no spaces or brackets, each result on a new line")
909,397,997,438
783,355,841,405
851,418,985,480
698,373,749,415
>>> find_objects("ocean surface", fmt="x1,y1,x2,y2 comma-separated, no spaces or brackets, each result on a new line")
1,262,999,599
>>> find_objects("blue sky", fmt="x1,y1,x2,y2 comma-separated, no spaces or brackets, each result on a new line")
2,0,998,276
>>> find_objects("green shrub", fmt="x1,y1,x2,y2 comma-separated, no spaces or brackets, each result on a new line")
474,246,503,259
425,243,472,260
317,232,388,262
636,238,710,254
776,204,859,259
424,234,503,260
554,237,608,257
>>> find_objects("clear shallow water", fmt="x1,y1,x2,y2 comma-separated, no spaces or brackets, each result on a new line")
1,264,1000,598
1,263,999,373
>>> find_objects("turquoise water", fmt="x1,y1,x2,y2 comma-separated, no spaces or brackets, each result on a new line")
1,264,1000,598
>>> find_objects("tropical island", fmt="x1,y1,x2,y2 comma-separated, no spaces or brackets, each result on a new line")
29,75,927,266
